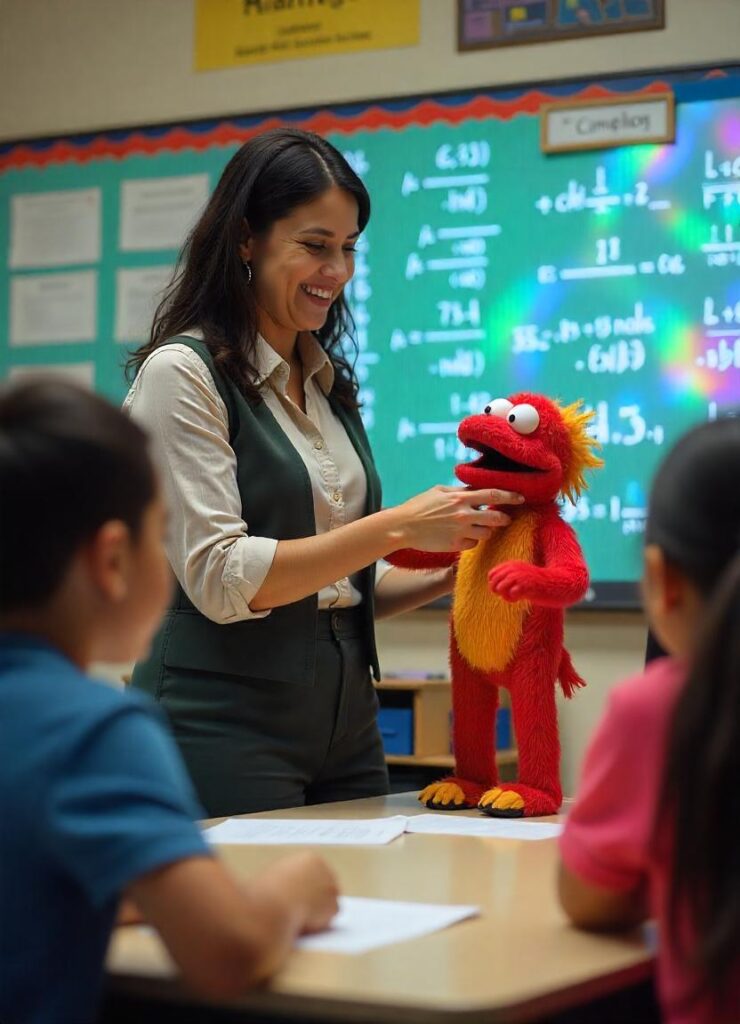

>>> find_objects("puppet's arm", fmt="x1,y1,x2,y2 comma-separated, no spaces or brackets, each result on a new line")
488,512,588,607
385,549,459,570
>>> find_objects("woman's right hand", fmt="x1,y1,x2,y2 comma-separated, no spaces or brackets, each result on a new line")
391,485,524,553
250,485,525,613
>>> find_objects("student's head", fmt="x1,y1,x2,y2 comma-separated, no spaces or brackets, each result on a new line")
642,416,740,659
127,128,370,407
646,416,740,1006
0,378,171,664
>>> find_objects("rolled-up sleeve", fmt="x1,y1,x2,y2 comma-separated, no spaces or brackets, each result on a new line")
374,559,397,588
124,345,277,623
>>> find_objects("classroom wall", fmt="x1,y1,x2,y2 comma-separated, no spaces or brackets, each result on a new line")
375,609,647,795
5,0,735,791
2,0,739,141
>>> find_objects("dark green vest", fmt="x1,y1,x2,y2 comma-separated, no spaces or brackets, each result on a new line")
134,336,381,688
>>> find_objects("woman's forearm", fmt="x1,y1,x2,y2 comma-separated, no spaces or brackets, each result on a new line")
249,484,517,611
249,507,407,610
374,566,454,620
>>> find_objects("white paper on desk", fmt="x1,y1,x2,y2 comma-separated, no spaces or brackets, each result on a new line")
296,896,479,954
204,816,408,846
119,175,209,251
10,188,101,268
406,813,563,841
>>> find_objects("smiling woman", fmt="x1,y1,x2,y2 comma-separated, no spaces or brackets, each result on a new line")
122,128,521,817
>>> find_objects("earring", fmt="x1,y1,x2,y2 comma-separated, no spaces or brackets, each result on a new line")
243,261,252,285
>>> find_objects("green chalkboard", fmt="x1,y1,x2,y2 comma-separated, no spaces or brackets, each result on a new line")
1,67,738,604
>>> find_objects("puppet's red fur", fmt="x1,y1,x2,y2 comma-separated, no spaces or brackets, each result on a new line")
388,393,602,817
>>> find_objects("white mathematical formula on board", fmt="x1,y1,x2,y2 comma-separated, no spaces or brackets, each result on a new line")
534,165,670,216
334,106,738,585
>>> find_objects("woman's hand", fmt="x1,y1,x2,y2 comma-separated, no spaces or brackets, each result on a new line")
391,485,523,553
250,486,521,613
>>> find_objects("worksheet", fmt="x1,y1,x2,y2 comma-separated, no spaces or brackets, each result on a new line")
119,174,209,251
122,897,480,957
10,188,101,268
406,814,563,841
114,265,173,341
204,815,409,846
10,271,97,345
296,896,479,954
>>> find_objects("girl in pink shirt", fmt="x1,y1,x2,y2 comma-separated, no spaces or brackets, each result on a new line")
559,417,740,1024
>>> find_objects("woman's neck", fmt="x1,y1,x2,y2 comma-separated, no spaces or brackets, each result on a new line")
264,334,299,365
256,311,299,364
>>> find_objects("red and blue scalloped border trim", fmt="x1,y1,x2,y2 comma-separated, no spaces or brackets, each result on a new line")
1,68,736,173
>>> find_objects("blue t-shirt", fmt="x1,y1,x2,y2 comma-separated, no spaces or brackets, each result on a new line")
0,634,211,1024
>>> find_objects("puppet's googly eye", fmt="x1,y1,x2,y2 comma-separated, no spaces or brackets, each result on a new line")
484,398,513,417
507,404,540,434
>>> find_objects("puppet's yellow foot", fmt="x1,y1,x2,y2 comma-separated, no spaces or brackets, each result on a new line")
419,781,471,810
479,784,560,817
478,787,525,818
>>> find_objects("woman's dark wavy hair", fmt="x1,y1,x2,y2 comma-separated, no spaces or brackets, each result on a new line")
647,416,740,1010
126,127,370,407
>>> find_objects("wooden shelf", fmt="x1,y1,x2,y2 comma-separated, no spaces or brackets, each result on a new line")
376,676,450,691
386,749,518,769
376,675,517,774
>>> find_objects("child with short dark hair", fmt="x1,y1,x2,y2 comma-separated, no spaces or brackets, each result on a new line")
0,378,339,1024
558,417,740,1024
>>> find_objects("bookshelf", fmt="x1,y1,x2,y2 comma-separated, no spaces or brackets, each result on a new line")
376,676,518,776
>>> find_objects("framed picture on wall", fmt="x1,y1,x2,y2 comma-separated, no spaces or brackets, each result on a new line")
458,0,665,51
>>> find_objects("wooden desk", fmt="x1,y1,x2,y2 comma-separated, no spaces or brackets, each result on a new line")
106,792,654,1023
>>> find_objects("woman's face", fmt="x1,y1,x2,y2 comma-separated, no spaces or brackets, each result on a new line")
241,185,360,347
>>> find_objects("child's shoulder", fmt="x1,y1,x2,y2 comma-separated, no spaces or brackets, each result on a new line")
0,639,170,817
0,635,154,733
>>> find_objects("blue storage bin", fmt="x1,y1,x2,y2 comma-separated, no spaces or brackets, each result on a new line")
378,707,413,755
449,707,513,755
496,707,512,749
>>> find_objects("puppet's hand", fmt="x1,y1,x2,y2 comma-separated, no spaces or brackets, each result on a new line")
488,561,545,602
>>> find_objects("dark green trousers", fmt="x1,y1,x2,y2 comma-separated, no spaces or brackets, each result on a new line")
131,608,389,817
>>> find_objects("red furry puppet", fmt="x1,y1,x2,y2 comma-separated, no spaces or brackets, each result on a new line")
387,393,602,818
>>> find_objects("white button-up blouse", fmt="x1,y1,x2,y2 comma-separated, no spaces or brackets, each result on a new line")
124,331,393,625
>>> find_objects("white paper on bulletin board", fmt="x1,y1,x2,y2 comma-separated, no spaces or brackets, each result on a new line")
119,175,210,252
10,271,98,346
115,265,174,342
7,362,96,388
9,188,101,269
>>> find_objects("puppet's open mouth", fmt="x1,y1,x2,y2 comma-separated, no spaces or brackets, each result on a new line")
466,442,544,474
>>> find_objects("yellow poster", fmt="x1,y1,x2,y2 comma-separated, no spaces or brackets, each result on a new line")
195,0,420,70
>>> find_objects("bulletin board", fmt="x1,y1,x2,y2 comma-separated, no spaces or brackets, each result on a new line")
1,64,738,604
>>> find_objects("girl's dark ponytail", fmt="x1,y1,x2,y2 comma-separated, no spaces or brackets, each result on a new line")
657,549,740,1007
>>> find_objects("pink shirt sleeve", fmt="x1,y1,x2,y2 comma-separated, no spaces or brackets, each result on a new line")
560,659,683,893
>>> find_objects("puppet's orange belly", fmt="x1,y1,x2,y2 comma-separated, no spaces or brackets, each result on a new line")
452,512,537,672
